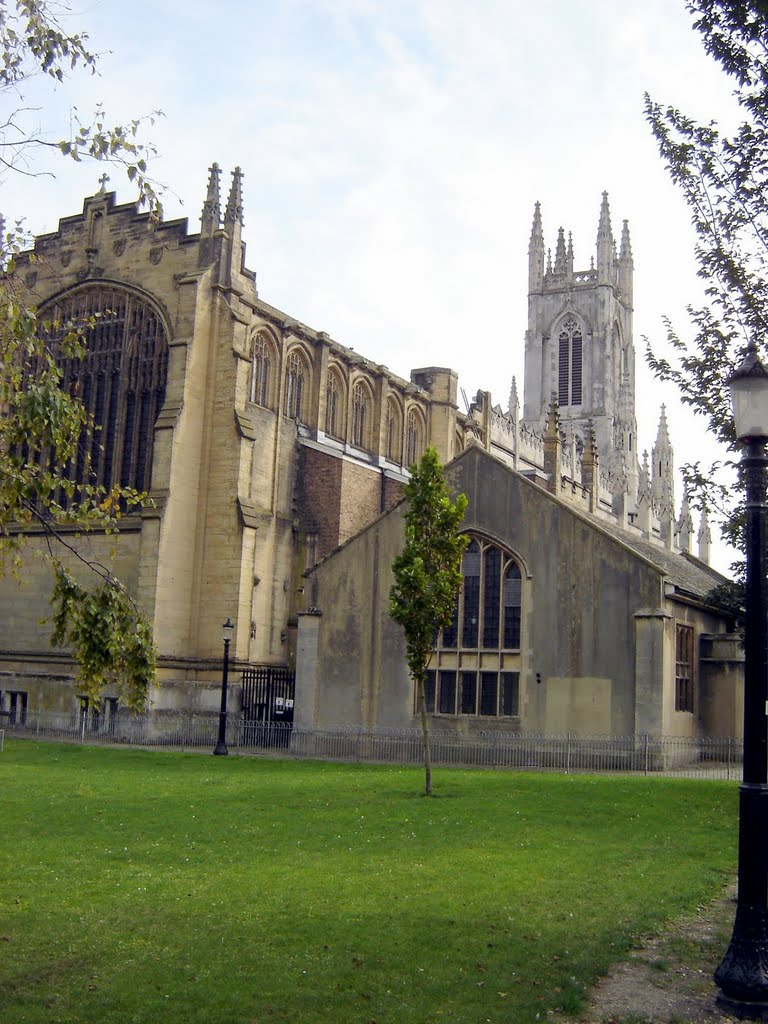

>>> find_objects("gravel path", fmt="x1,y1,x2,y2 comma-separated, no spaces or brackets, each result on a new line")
551,886,744,1024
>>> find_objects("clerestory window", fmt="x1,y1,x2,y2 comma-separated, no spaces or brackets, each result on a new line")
351,382,370,449
386,398,402,463
250,334,273,408
285,351,306,420
325,370,344,439
405,410,424,466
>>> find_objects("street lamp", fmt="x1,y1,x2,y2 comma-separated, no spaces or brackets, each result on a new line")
716,342,768,1017
213,617,234,756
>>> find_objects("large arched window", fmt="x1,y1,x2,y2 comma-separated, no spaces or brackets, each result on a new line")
325,368,345,439
285,349,308,421
35,284,168,500
557,317,583,406
351,380,372,450
405,409,424,466
250,332,276,408
426,536,522,719
385,397,402,463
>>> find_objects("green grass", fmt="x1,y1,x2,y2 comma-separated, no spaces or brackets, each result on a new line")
0,741,737,1024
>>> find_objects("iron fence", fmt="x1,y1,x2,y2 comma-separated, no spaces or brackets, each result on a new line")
0,710,745,778
287,727,743,779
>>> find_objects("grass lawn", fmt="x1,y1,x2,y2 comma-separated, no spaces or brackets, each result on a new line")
0,741,737,1024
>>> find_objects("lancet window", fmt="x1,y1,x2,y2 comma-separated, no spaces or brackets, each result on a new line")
250,334,273,408
385,398,402,463
351,382,370,450
325,369,344,439
405,410,424,466
285,350,307,421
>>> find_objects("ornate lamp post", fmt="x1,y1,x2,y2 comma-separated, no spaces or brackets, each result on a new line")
716,342,768,1018
213,618,234,757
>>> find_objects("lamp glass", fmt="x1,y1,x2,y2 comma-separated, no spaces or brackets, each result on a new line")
731,374,768,441
222,617,234,642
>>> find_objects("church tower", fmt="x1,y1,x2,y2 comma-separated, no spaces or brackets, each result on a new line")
522,194,637,473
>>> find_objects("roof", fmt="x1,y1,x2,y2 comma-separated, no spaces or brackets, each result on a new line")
308,442,730,608
457,443,729,604
594,518,728,601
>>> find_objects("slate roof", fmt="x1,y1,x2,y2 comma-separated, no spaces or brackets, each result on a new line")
475,444,730,604
309,442,730,607
574,512,728,601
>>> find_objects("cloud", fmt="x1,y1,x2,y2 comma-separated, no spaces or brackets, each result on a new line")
2,0,742,570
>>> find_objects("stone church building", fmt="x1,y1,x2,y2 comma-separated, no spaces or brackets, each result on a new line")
0,169,742,736
295,195,742,739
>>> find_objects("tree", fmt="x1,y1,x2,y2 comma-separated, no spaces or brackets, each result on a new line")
0,0,161,710
644,0,768,577
389,446,468,796
1,0,161,210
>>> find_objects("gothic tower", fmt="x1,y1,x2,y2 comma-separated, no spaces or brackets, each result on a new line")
522,194,637,474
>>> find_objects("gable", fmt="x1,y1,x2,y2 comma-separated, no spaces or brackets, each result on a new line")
445,445,724,603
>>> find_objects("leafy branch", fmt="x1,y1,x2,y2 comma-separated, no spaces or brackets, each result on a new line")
644,1,768,573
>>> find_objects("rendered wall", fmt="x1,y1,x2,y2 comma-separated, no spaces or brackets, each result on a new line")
298,446,723,737
448,448,661,735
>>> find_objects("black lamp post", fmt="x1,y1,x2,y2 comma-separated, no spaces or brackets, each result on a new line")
715,342,768,1018
213,617,234,756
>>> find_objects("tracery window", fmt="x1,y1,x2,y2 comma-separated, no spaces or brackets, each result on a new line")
285,350,306,420
558,317,583,406
325,369,344,439
385,398,402,462
33,284,168,500
250,334,272,408
351,381,370,450
405,410,424,466
425,536,523,719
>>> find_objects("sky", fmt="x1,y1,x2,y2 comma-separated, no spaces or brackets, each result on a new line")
2,0,746,573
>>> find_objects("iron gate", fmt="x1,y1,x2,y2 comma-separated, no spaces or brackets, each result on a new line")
240,666,295,747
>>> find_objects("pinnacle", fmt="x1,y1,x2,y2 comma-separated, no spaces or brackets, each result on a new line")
554,227,567,273
620,219,633,262
225,166,244,226
597,191,613,242
201,162,222,230
529,201,544,248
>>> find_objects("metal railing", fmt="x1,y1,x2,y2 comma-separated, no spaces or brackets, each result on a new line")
288,727,743,779
0,710,744,779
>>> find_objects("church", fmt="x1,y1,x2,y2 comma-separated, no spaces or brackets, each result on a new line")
0,168,743,737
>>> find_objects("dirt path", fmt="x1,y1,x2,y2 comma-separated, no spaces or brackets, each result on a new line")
551,886,744,1024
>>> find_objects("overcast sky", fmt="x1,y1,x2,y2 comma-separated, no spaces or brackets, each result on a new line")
2,0,745,572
